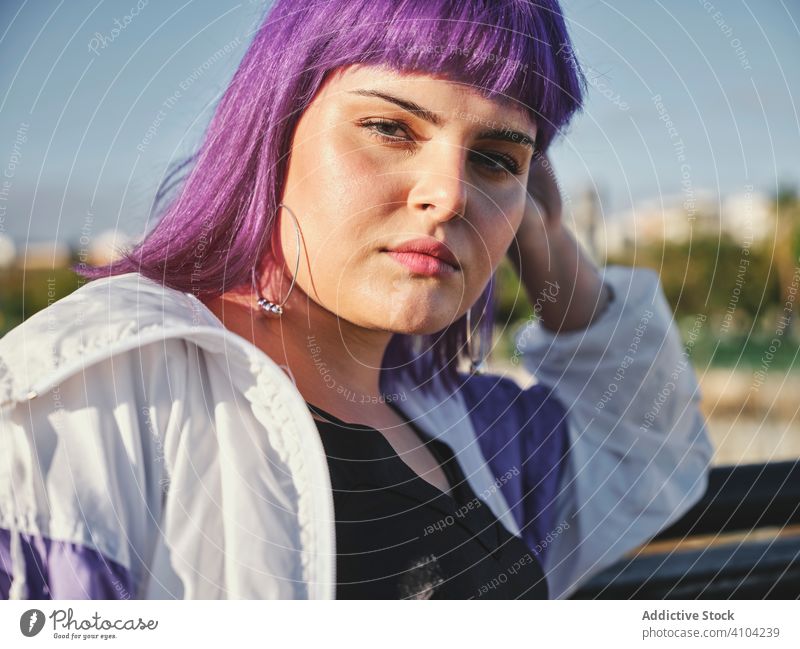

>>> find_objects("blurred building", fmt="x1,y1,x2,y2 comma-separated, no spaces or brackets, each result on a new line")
591,188,775,260
17,241,71,270
6,228,134,270
722,190,775,245
86,229,135,266
0,234,15,268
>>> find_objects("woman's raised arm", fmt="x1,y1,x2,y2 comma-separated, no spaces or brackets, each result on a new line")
502,153,714,599
507,151,613,333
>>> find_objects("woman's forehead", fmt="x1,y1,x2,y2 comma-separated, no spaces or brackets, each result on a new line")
322,64,536,131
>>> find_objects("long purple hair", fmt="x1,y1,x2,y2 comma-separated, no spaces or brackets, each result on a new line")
79,0,586,396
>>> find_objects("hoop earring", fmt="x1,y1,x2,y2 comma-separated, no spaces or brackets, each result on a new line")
465,302,488,375
253,203,301,317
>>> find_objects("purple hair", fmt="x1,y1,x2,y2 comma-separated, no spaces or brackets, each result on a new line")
79,0,586,396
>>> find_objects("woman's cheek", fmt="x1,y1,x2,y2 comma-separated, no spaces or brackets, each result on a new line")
318,127,388,200
467,214,505,276
482,198,524,265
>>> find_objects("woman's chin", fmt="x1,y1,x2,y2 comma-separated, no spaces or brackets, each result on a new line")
380,310,460,336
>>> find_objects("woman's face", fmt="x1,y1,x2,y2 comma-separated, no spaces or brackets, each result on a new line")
278,64,536,335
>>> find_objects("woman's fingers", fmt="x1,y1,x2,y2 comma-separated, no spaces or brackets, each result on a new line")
525,152,563,229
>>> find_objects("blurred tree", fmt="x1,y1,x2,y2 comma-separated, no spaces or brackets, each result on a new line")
774,184,800,338
0,268,83,337
607,232,780,333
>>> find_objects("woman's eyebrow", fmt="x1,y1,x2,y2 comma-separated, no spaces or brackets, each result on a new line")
347,88,535,148
473,125,534,149
347,88,444,126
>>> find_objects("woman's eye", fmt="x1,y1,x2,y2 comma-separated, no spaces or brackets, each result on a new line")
360,119,411,142
360,119,523,177
472,150,523,176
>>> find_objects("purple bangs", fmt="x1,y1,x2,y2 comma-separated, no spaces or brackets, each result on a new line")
77,0,586,395
308,0,584,152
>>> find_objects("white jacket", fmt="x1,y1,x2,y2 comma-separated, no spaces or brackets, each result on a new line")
0,265,713,599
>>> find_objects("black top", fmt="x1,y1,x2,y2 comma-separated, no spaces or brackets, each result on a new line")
307,400,549,600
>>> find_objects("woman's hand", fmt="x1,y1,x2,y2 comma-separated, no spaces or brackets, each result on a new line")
507,151,612,333
520,149,564,235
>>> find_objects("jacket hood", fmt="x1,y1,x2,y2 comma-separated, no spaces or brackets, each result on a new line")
0,273,255,409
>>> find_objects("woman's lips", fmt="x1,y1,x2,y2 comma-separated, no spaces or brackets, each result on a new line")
384,250,459,277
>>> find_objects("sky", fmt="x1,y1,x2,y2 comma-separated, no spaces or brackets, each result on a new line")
0,0,797,245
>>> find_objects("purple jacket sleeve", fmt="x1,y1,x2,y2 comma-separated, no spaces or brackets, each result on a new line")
1,527,136,599
460,373,569,566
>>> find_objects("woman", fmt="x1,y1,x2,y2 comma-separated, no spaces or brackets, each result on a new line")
0,0,712,600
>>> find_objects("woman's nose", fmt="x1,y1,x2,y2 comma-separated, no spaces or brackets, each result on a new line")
407,142,468,222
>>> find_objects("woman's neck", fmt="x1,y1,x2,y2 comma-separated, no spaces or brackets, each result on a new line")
202,290,396,424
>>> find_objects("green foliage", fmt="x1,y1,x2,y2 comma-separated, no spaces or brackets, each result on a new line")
493,257,535,323
687,331,800,371
492,190,800,368
607,233,782,330
0,268,84,336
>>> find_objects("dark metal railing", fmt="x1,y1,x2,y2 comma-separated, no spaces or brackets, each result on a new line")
569,461,800,599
